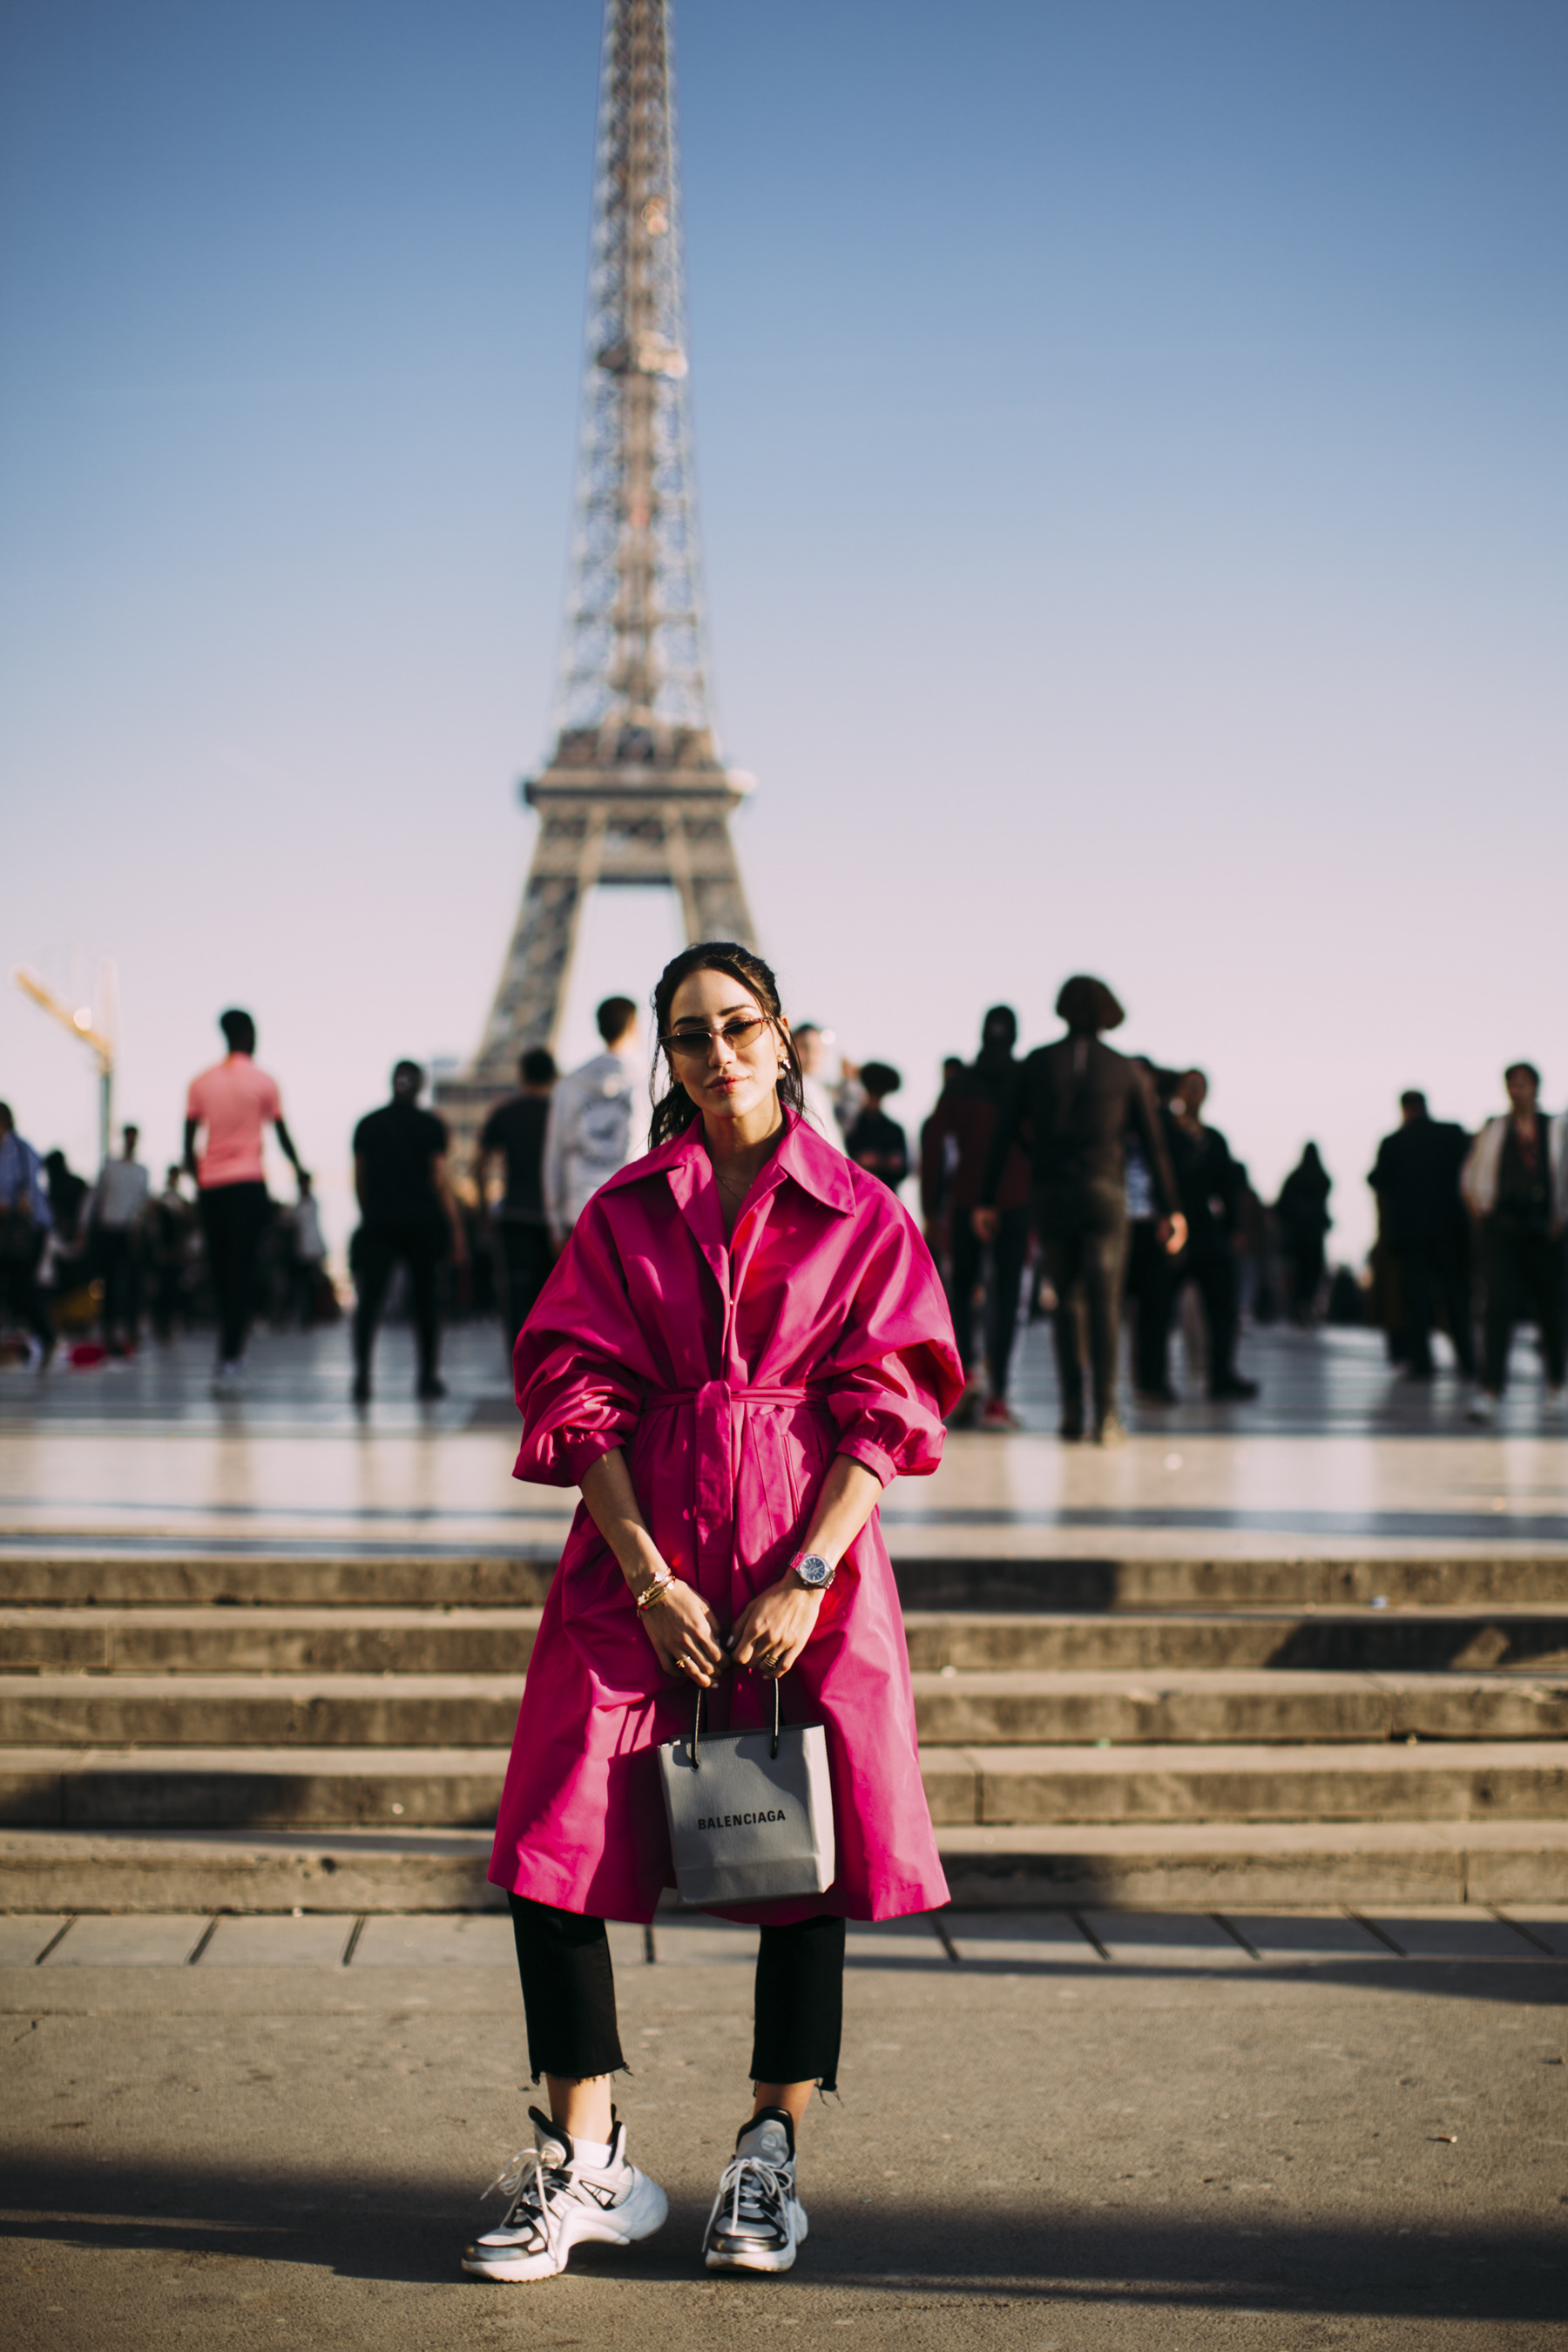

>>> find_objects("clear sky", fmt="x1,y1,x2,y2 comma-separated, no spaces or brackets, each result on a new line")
2,0,1564,1263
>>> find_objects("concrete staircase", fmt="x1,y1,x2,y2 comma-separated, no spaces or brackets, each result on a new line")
2,1548,1565,1912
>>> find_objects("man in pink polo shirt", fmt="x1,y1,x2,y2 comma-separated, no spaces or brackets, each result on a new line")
184,1008,307,1394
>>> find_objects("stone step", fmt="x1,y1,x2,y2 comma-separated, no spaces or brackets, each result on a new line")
921,1740,1568,1826
893,1556,1568,1612
903,1610,1568,1675
0,1556,558,1610
5,1605,1565,1678
6,1551,1567,1612
2,1667,1565,1750
0,1607,543,1675
2,1739,1562,1830
3,1819,1566,1914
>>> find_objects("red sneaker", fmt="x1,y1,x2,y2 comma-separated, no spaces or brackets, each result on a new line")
980,1398,1022,1431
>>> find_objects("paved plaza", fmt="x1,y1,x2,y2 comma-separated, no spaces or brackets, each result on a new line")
1,1318,1565,1559
3,1908,1566,2349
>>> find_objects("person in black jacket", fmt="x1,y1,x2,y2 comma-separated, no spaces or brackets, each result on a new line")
976,976,1184,1443
1368,1092,1474,1381
1169,1071,1259,1400
351,1062,470,1403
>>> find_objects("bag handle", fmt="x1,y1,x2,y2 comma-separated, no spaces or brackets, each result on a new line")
691,1673,782,1767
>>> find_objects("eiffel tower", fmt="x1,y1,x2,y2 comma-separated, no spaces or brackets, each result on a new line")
436,0,754,1164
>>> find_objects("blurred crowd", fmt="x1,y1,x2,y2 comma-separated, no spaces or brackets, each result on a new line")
1,979,1562,1430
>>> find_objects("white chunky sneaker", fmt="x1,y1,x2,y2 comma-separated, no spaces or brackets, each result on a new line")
702,2107,807,2274
463,2107,667,2282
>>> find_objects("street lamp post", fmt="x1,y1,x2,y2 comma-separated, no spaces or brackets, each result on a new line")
12,964,117,1166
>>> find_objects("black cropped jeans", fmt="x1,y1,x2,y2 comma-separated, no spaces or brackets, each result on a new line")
509,1894,846,2093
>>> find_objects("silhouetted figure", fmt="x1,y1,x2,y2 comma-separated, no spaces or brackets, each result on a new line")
1276,1144,1333,1326
148,1166,194,1342
1368,1092,1474,1381
0,1101,55,1368
43,1151,88,1250
1169,1071,1259,1400
920,1008,1031,1429
287,1173,329,1328
844,1063,909,1193
185,1009,307,1395
476,1047,559,1355
352,1061,469,1404
86,1123,149,1354
1123,1060,1186,1402
977,977,1182,1444
1462,1063,1567,1421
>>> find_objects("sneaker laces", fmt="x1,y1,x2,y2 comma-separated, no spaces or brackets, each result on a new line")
707,2150,791,2242
483,2145,560,2256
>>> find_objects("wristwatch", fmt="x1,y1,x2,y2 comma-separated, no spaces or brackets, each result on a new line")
788,1551,835,1592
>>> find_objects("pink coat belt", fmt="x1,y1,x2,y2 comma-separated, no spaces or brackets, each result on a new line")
644,1381,830,1548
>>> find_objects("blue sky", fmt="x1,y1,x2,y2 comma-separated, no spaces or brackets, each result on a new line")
2,0,1564,1262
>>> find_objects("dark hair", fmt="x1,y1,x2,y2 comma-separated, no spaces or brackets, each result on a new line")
392,1060,423,1096
649,941,804,1146
1056,975,1124,1034
981,1004,1017,1044
0,1102,11,1129
520,1047,558,1086
859,1062,901,1099
1401,1089,1428,1115
1505,1061,1541,1089
597,996,638,1046
220,1008,256,1054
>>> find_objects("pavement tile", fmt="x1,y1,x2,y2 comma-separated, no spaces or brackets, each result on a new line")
43,1912,208,1965
1365,1906,1551,1958
1495,1904,1568,1956
649,1915,755,1963
843,1916,950,1967
1226,1910,1389,1957
1083,1909,1254,1963
945,1909,1101,1964
199,1913,355,1966
350,1914,516,1966
0,1912,66,1965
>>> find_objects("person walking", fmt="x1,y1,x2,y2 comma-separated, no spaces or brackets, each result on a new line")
1276,1143,1334,1325
792,1024,845,1149
287,1173,329,1328
1462,1063,1567,1422
1169,1071,1260,1401
351,1062,468,1403
476,1048,558,1355
0,1102,56,1369
842,1062,908,1191
975,977,1183,1443
543,997,642,1247
1123,1060,1186,1402
185,1010,307,1395
920,1007,1032,1429
1368,1092,1475,1382
466,941,962,2286
85,1124,151,1355
147,1166,194,1343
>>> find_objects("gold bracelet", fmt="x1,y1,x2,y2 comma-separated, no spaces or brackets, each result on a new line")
635,1573,676,1614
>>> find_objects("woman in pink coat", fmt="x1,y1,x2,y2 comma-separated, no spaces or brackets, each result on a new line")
463,941,961,2288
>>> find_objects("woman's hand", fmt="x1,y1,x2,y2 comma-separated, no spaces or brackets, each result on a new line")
729,1578,824,1678
641,1579,726,1688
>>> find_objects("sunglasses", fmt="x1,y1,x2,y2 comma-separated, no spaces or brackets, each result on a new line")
659,1015,771,1060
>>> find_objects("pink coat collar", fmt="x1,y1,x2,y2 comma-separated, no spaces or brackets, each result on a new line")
600,1111,857,1219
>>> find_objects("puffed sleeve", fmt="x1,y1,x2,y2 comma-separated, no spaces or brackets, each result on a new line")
821,1191,964,1487
510,1199,660,1488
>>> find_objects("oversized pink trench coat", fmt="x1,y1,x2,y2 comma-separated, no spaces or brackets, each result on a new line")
488,1112,964,1926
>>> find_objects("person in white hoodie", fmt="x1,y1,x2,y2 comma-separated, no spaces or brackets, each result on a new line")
544,997,643,1244
1461,1061,1568,1422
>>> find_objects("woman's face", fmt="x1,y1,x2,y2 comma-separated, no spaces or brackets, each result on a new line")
666,968,787,1131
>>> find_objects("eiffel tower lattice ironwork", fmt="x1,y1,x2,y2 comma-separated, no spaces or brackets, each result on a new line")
438,0,754,1154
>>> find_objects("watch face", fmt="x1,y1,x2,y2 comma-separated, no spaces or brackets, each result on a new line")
794,1554,832,1587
